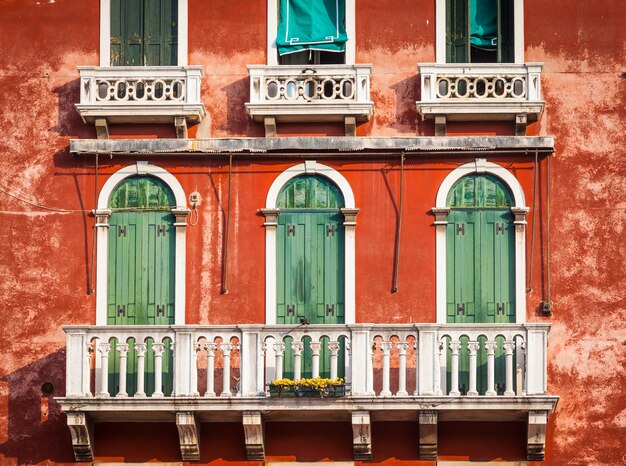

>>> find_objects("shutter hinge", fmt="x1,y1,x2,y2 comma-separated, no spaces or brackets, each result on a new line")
326,304,335,316
496,303,505,315
117,305,126,317
156,304,165,317
157,225,166,237
287,224,296,237
118,225,126,237
456,303,465,315
496,223,505,235
456,223,465,235
286,304,295,316
326,224,336,237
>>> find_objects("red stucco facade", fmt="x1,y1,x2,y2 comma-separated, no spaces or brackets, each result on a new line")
0,0,625,465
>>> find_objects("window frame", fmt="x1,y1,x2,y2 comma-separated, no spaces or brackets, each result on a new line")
99,0,189,67
267,0,356,66
436,0,525,64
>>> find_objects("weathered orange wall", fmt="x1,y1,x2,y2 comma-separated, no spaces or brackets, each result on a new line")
0,0,625,465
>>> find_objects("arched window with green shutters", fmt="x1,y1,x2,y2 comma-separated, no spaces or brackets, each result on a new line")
445,174,515,395
276,175,346,379
107,175,175,396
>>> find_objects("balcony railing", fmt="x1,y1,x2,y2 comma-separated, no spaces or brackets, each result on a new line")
245,64,374,135
75,66,206,128
64,323,550,399
417,63,544,132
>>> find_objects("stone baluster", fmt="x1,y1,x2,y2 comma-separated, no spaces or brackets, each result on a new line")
329,341,341,379
97,342,111,397
205,342,217,397
273,342,285,381
367,341,375,395
221,342,233,397
413,339,420,396
116,343,129,397
134,343,147,397
448,340,462,396
191,343,201,396
380,341,392,397
310,342,322,379
292,342,304,381
504,340,516,396
152,343,165,398
485,341,498,396
83,343,93,397
435,341,444,395
396,342,409,396
467,341,480,396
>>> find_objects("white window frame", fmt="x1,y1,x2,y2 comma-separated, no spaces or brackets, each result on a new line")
94,162,189,325
99,0,189,67
267,0,356,66
435,0,525,64
433,159,528,324
263,161,358,325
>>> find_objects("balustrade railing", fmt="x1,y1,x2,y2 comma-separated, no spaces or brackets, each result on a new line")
64,323,550,400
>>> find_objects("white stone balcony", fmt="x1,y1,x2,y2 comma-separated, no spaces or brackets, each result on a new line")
417,63,544,135
75,66,206,138
58,323,557,462
245,64,374,136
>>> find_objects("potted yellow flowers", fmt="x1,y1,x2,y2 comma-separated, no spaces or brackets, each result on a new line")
269,377,346,398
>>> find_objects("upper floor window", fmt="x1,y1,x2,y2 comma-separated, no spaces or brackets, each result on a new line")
267,0,355,66
437,0,524,64
100,0,188,66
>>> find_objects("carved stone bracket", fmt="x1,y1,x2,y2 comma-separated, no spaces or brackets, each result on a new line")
172,208,191,227
242,411,265,461
95,117,109,139
175,116,188,139
261,208,281,227
176,411,200,461
511,207,530,233
345,116,357,136
341,208,360,226
431,207,451,226
418,410,438,460
351,410,372,461
66,412,94,462
264,116,277,137
527,410,548,460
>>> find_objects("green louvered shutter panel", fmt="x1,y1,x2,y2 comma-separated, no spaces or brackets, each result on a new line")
110,0,177,66
497,0,515,63
314,212,344,325
447,0,470,63
276,212,307,326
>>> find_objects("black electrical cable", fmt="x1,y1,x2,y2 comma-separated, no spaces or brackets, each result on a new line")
221,154,233,294
392,152,405,293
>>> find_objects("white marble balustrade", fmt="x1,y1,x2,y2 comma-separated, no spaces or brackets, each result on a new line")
64,323,550,399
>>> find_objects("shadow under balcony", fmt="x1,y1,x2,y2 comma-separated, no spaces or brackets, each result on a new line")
245,64,374,136
57,323,558,462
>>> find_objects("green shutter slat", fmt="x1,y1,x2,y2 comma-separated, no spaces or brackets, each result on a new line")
447,0,470,63
499,0,515,63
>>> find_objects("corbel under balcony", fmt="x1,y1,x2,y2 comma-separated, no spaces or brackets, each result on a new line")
417,63,544,135
245,64,374,137
75,66,207,139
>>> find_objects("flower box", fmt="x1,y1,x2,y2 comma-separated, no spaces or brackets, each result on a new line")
268,377,346,398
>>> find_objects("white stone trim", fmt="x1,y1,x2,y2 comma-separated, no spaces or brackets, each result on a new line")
434,159,527,324
95,162,188,326
435,0,525,64
99,0,188,66
266,0,356,65
264,162,356,325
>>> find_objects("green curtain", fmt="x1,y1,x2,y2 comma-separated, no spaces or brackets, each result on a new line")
470,0,497,49
276,0,347,56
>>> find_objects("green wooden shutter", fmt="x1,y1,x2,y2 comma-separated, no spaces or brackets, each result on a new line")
446,210,477,323
498,0,515,63
447,0,470,63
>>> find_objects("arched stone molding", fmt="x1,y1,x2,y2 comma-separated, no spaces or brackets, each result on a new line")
433,159,528,324
262,161,358,325
94,161,189,325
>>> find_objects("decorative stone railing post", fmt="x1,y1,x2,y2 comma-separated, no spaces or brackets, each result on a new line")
380,341,392,397
396,342,409,396
220,343,233,397
328,341,341,380
448,340,462,396
134,343,147,397
173,328,194,397
417,326,440,395
65,328,91,397
272,342,285,381
204,342,217,397
310,342,322,379
152,343,165,398
485,341,498,396
97,342,111,398
503,340,516,396
467,341,480,396
525,324,550,395
240,327,263,396
349,327,371,395
116,343,129,397
292,342,304,381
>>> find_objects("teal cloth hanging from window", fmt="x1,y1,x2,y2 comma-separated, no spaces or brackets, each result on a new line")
470,0,498,49
276,0,347,56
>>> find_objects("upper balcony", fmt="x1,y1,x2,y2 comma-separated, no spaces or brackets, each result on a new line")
245,64,374,137
417,63,544,135
58,322,557,462
75,66,206,139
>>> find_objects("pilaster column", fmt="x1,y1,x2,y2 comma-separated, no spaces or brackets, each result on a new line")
432,208,450,324
94,209,112,324
341,208,359,325
172,208,190,325
261,208,280,324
